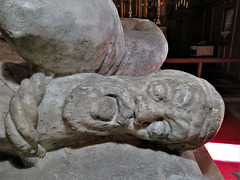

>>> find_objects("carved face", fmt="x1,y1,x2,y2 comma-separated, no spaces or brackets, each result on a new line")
63,70,224,146
125,70,224,148
129,77,207,143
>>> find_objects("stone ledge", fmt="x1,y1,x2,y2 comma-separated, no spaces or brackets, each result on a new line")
0,142,222,180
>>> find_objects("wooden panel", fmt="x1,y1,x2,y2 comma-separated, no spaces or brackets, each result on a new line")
190,12,204,44
203,8,213,42
226,45,232,58
225,0,240,80
231,0,240,58
211,3,225,56
228,62,240,78
218,45,225,58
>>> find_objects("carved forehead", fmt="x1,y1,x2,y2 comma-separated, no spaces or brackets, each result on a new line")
145,70,224,118
147,71,206,99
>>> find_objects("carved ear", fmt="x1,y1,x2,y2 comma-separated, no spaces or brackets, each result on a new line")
62,85,101,132
62,82,135,134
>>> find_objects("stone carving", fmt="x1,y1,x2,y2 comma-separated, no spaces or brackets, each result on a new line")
0,0,168,76
4,73,46,167
0,69,224,167
0,0,224,172
120,18,167,76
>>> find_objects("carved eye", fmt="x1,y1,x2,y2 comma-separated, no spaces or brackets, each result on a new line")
148,83,167,102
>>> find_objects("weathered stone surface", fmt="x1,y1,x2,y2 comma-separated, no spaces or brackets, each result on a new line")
0,1,168,76
0,0,124,75
0,143,204,180
0,79,15,155
117,18,168,76
0,69,224,167
0,1,223,177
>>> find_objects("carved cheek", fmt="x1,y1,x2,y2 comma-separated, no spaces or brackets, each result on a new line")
90,97,118,121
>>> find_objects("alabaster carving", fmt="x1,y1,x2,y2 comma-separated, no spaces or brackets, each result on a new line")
120,18,168,76
0,0,224,172
0,70,224,167
0,0,168,76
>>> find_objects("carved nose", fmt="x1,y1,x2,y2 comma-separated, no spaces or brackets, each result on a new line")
134,96,164,125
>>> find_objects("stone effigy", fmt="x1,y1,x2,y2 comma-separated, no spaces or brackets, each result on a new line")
0,0,168,76
0,69,224,167
0,0,224,178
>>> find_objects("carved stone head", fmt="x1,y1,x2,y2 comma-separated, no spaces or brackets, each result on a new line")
63,70,225,152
